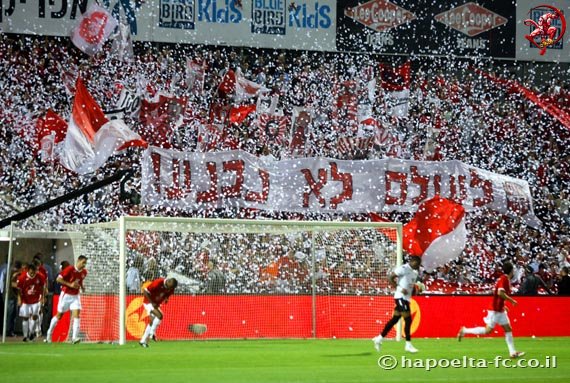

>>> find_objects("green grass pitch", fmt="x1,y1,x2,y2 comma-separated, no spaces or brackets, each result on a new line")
0,337,568,383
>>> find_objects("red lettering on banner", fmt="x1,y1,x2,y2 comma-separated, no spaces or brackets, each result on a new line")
385,171,407,205
165,158,181,199
151,152,162,194
433,174,441,196
470,169,494,207
245,169,270,203
197,162,218,203
410,166,429,204
301,168,327,208
164,159,192,200
221,160,245,198
329,162,353,209
449,175,467,203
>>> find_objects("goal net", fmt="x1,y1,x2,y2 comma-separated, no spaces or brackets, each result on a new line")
5,217,402,344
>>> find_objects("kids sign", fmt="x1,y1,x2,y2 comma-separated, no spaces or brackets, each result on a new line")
141,147,540,227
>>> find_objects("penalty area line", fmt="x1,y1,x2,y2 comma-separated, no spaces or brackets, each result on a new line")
0,351,64,357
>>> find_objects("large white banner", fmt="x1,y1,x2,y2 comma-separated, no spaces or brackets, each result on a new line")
141,147,541,227
0,0,336,51
515,0,570,62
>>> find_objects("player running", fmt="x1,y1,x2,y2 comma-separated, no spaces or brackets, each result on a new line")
16,262,47,342
457,262,525,358
139,277,178,348
45,256,88,344
372,255,422,353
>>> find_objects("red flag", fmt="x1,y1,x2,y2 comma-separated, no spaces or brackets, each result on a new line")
139,94,186,148
36,110,67,147
289,108,312,157
379,62,410,91
229,104,256,124
403,196,466,272
474,68,570,131
218,69,236,97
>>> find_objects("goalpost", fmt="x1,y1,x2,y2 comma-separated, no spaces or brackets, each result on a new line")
46,217,403,345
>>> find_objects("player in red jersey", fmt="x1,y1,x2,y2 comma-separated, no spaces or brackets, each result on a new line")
45,256,88,344
139,277,178,348
457,262,525,358
16,262,47,342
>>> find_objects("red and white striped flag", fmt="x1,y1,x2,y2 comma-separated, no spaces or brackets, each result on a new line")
58,78,147,174
71,4,118,56
403,196,466,272
337,137,374,157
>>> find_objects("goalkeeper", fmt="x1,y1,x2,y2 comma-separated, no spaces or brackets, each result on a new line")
139,277,178,348
372,255,422,353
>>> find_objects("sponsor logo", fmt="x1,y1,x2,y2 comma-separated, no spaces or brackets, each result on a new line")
528,7,564,50
434,2,507,37
289,1,332,29
344,0,416,33
197,0,242,24
160,0,195,29
252,0,286,35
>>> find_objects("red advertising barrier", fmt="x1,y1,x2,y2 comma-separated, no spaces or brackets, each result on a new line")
50,295,570,342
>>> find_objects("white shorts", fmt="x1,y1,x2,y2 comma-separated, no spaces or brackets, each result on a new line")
143,303,161,316
483,310,510,328
57,292,82,313
19,302,41,318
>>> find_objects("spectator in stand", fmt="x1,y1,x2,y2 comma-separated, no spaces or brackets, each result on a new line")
557,266,570,295
126,256,144,293
518,266,551,295
203,259,225,293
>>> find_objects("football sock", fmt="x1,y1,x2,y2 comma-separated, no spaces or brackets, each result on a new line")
463,327,487,335
22,320,29,338
404,316,412,341
141,325,152,343
381,316,400,337
505,332,516,354
29,319,36,337
47,316,59,338
72,318,80,340
150,318,162,335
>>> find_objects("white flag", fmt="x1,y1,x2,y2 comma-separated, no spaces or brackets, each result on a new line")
71,4,118,56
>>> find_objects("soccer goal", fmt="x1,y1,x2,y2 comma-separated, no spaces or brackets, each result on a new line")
37,217,403,345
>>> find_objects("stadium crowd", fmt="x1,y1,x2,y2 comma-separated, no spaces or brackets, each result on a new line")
0,33,569,294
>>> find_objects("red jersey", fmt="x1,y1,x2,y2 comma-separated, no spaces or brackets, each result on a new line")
37,265,48,280
143,278,175,305
59,265,88,296
17,272,47,304
491,274,511,312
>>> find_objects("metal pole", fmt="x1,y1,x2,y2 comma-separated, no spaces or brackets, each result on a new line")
395,224,403,342
2,222,15,343
118,216,127,345
311,232,316,339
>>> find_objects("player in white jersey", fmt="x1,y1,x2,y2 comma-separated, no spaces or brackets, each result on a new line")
372,255,422,353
